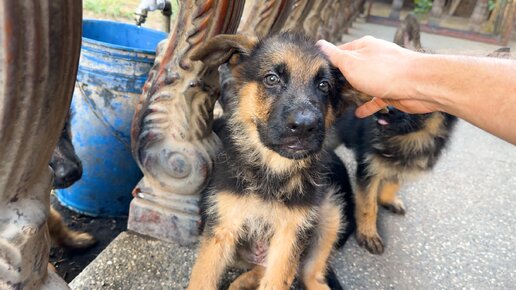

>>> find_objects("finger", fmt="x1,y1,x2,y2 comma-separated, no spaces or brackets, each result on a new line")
336,35,376,51
316,39,348,69
355,97,389,118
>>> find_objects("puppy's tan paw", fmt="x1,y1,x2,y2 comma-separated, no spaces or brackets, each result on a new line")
356,232,384,255
382,198,406,215
61,232,97,249
303,281,331,290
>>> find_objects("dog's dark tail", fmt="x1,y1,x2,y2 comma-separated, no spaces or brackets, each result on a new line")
393,13,422,50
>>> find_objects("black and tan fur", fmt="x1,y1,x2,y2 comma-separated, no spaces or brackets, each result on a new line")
334,14,511,255
49,111,96,252
333,106,457,254
188,32,356,290
333,15,460,255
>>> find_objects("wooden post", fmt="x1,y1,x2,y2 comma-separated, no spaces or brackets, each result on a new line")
0,0,82,289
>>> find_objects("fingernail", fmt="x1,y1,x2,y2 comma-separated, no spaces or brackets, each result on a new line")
316,39,334,52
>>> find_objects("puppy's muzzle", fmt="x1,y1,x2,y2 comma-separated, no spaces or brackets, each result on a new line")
286,109,319,137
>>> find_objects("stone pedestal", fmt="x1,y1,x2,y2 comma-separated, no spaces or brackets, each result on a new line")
128,0,245,245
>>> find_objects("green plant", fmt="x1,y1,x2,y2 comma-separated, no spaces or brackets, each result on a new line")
414,0,433,15
488,0,497,11
83,0,133,19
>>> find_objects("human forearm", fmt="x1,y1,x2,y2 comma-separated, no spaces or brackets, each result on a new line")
408,54,516,144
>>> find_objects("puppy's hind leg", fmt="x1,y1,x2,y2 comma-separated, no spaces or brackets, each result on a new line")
228,265,265,290
48,207,96,249
301,200,341,290
378,181,406,215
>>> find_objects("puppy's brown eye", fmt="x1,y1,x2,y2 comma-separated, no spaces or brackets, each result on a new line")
264,74,280,86
318,81,330,93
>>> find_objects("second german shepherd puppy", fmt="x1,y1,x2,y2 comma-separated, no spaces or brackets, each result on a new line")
188,32,356,290
332,15,458,255
333,106,457,254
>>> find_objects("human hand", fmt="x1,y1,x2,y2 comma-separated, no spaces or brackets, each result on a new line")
317,36,440,117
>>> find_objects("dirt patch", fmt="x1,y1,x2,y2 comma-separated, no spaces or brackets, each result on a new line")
49,193,127,283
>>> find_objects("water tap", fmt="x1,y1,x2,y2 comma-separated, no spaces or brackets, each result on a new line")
135,0,170,26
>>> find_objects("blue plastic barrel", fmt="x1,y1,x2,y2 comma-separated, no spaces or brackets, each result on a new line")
55,19,168,216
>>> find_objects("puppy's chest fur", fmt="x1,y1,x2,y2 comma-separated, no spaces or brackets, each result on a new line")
210,118,331,207
200,119,334,246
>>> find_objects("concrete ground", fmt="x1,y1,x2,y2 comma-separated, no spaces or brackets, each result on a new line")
71,19,516,290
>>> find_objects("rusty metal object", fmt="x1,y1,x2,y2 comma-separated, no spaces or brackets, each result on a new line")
0,0,82,289
129,0,245,245
238,0,294,37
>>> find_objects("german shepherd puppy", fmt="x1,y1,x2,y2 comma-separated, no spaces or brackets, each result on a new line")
49,112,96,250
333,14,511,255
333,106,457,254
188,32,356,290
332,14,459,255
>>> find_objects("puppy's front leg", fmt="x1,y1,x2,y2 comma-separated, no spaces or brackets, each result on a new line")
187,227,239,290
378,181,406,215
355,174,384,255
258,217,303,290
302,200,341,290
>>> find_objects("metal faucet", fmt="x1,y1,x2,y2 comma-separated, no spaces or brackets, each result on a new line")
135,0,171,27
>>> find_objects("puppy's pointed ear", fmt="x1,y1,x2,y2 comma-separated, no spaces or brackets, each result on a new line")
190,34,258,67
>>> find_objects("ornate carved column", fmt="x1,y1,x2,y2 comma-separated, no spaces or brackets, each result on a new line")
469,0,489,31
238,0,295,37
128,1,245,245
304,0,329,38
430,0,446,18
389,0,404,19
0,1,81,289
281,0,315,33
338,0,354,36
315,0,337,40
328,0,345,42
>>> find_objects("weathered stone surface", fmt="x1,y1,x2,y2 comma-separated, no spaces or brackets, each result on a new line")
0,0,82,289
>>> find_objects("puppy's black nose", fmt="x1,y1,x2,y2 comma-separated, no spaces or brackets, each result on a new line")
52,162,83,188
286,110,318,136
